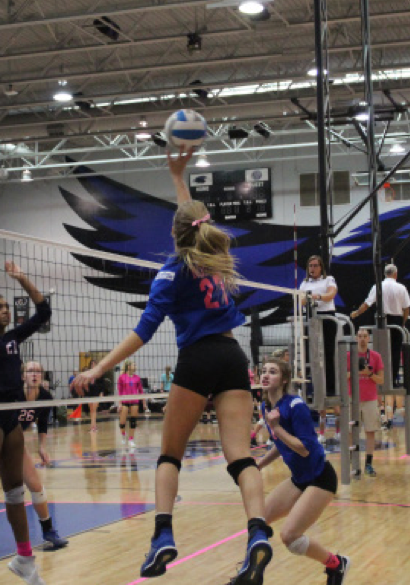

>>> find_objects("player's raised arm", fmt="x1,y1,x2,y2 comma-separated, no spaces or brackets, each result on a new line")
167,146,194,205
5,261,45,305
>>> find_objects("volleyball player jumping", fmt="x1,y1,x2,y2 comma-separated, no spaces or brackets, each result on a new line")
0,261,49,585
73,146,273,585
256,357,350,585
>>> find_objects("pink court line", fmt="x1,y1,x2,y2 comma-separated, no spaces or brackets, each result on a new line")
127,529,247,585
0,502,31,514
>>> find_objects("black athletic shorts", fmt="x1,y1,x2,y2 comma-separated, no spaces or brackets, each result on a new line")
173,334,251,398
291,460,338,494
0,409,19,437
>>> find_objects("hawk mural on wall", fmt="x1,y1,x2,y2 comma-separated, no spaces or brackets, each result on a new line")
60,167,410,326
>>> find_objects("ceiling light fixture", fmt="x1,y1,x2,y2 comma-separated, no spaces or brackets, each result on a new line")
239,1,264,15
254,122,271,138
390,143,406,154
53,80,73,102
307,68,328,77
53,90,73,102
21,169,33,182
228,126,249,139
3,84,18,97
139,116,148,127
187,32,202,52
196,151,210,167
354,112,369,122
152,132,167,148
135,130,151,140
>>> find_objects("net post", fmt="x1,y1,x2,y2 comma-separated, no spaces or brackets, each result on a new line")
372,328,393,394
350,339,361,478
338,340,350,485
401,340,410,455
307,307,326,411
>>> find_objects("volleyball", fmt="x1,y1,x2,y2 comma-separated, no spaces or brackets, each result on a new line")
164,109,207,149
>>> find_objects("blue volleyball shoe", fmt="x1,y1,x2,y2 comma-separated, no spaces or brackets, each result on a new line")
140,528,178,577
228,529,273,585
43,529,68,549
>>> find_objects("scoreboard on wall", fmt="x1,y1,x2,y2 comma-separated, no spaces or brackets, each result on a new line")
189,167,272,222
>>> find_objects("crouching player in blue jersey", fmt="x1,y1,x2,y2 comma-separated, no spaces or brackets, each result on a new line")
73,147,273,585
257,357,350,585
0,261,50,585
19,361,68,549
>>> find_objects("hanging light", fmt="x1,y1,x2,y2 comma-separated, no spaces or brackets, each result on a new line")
307,68,328,77
196,151,210,167
21,169,33,182
53,79,73,102
139,115,148,127
135,130,151,140
239,1,264,15
390,143,406,154
354,112,369,122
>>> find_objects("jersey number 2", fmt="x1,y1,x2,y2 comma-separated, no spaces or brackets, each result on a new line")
200,276,228,309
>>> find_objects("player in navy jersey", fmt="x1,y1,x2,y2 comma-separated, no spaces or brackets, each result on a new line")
19,361,68,549
256,357,350,585
0,260,50,585
73,147,273,585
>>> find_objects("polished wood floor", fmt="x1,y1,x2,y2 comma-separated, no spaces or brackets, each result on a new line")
1,415,410,585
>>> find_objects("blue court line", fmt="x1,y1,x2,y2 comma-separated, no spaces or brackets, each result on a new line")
0,502,155,559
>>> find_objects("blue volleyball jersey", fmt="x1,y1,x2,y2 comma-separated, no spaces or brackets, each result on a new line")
134,256,245,349
261,395,325,484
0,300,51,401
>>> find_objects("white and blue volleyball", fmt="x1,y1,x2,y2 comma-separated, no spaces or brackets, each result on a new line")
164,109,207,149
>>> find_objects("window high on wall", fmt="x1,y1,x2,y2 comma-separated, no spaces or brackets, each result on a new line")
300,171,350,206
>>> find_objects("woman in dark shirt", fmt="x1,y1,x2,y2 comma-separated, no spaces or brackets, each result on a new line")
0,260,49,584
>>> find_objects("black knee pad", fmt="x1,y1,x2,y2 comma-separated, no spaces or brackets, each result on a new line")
130,417,137,429
119,424,126,430
227,457,257,485
157,454,182,472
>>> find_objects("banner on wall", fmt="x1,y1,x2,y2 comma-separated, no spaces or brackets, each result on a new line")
14,296,30,327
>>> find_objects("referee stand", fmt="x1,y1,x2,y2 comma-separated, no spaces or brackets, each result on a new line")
303,303,361,485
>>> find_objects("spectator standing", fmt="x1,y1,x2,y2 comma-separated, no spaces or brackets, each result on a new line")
347,329,384,476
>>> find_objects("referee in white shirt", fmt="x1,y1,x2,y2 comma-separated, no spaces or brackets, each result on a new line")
351,264,410,388
299,256,339,393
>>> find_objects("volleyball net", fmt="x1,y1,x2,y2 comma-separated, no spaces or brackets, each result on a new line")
0,228,306,412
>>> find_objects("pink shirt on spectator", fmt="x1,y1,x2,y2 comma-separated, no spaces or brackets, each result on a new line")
347,350,384,402
118,373,143,404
